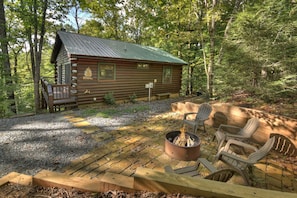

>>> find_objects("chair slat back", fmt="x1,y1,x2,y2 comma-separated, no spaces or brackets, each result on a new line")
248,136,275,163
270,133,297,157
196,103,212,121
240,118,259,137
204,168,235,182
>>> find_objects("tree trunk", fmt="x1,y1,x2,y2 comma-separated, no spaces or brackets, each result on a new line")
0,0,16,114
74,4,80,33
29,0,47,113
207,0,216,98
217,0,242,65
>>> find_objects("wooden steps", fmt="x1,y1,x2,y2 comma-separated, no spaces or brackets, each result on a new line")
133,167,297,198
156,93,170,100
0,172,32,186
34,170,111,193
0,170,135,194
1,169,296,198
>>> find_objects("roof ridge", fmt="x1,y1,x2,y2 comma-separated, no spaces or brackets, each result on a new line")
57,30,145,48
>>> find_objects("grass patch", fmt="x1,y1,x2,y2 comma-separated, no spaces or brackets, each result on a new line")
122,105,150,114
97,109,119,118
80,104,150,118
80,109,98,117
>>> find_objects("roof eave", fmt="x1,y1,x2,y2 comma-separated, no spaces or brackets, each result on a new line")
69,54,187,65
50,33,62,63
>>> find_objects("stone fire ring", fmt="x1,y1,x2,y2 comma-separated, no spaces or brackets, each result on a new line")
164,131,201,161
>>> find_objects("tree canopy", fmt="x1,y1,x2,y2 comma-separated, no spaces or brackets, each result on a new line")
1,0,296,117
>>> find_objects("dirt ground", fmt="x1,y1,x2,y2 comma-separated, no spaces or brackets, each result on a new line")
0,183,197,198
226,94,297,119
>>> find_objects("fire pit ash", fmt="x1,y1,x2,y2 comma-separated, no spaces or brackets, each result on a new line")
164,126,201,161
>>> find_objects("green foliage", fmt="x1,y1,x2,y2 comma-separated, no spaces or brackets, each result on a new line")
80,108,103,117
0,75,16,117
96,110,117,118
0,83,9,117
257,74,297,103
80,108,117,118
14,83,35,114
216,0,297,101
2,0,297,117
97,106,149,118
41,48,55,78
129,93,137,104
104,92,116,105
79,20,104,37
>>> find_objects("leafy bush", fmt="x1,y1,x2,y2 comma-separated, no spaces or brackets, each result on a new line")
104,92,116,105
129,93,137,103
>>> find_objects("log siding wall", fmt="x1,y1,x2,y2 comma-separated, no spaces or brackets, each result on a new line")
69,56,182,105
55,44,70,84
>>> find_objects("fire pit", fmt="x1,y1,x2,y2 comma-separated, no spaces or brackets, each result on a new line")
164,129,201,161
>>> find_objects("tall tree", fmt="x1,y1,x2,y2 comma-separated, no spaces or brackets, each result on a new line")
219,0,297,100
205,0,216,98
74,0,297,101
80,0,126,40
22,0,48,113
10,0,69,112
68,0,90,33
127,0,246,97
0,0,16,115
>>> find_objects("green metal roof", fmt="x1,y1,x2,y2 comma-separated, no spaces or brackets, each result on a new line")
51,31,187,65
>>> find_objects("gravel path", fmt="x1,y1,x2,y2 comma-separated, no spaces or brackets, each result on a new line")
0,98,182,177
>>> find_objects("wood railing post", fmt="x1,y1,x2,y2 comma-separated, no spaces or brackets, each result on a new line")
40,77,54,113
47,84,54,113
40,77,76,113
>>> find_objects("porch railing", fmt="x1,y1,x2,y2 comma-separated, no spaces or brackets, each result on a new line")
41,77,76,113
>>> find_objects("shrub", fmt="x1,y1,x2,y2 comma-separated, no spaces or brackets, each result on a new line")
129,93,137,103
104,92,116,105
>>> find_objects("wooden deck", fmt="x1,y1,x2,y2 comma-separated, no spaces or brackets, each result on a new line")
1,106,296,197
60,110,297,194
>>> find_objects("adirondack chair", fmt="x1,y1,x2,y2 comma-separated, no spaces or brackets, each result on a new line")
214,118,260,149
215,136,275,185
164,158,236,183
183,103,212,133
270,133,297,157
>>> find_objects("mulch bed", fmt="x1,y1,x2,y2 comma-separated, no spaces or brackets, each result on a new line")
0,183,198,198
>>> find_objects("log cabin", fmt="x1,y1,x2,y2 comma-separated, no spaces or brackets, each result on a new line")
41,30,187,112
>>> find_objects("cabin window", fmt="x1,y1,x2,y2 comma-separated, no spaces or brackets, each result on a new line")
98,64,116,80
162,66,172,84
64,63,71,84
58,64,62,84
137,63,149,69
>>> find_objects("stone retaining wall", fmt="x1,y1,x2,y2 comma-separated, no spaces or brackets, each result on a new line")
171,100,297,145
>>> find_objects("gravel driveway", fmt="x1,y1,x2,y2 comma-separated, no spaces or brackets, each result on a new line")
0,98,182,177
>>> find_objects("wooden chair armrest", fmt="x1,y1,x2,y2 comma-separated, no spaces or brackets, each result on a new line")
219,151,249,164
224,139,258,152
183,112,197,119
225,134,249,139
164,165,174,173
218,125,241,134
197,158,217,173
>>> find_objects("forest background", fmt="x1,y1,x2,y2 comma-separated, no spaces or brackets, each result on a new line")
0,0,296,118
